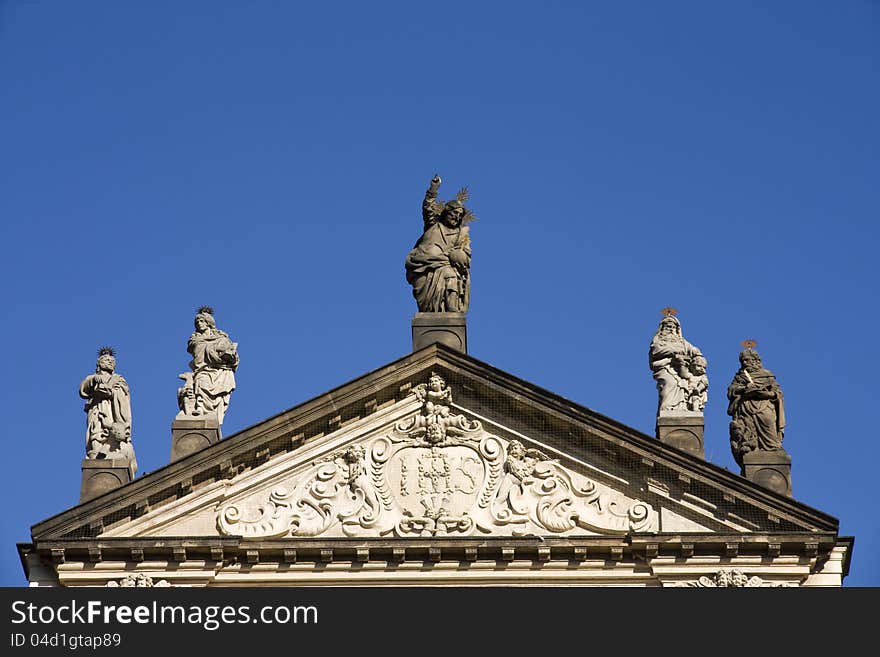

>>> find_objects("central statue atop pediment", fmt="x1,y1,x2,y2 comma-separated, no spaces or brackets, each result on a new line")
405,175,475,314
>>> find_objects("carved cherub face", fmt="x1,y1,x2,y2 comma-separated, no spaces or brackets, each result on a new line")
426,424,444,444
107,421,129,442
429,375,444,392
344,445,364,463
692,357,707,376
508,441,525,459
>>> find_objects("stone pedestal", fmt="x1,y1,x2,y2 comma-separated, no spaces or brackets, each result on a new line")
171,416,222,462
742,449,792,497
80,459,135,503
656,414,704,459
412,312,467,353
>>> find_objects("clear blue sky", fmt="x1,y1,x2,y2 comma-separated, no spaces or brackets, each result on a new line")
1,1,876,586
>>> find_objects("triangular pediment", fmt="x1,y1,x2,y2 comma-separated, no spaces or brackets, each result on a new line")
31,344,838,546
100,394,667,540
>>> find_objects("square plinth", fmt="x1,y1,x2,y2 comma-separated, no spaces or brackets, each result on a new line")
171,416,222,462
412,312,467,352
80,458,135,503
742,449,792,497
656,414,704,459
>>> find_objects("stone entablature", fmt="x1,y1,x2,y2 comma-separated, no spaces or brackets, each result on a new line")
20,533,848,587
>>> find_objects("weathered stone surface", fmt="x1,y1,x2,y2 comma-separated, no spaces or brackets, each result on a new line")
649,310,707,420
727,345,786,468
106,574,169,587
670,569,789,587
79,347,137,474
80,458,135,503
25,343,852,588
176,306,239,425
405,175,474,313
742,449,792,497
656,415,704,458
412,312,467,352
35,346,844,590
170,416,222,462
212,373,656,539
27,532,838,587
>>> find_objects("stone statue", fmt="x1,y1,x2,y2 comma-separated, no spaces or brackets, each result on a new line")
405,175,474,313
649,310,708,415
400,372,479,444
79,347,137,471
687,355,709,412
176,306,239,424
727,345,786,467
497,440,552,500
494,439,551,507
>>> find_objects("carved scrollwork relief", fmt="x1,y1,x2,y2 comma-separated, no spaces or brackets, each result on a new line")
672,569,793,587
218,443,385,538
216,374,657,539
106,574,170,587
487,440,653,536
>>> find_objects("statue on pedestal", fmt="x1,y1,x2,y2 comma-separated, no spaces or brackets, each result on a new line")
727,342,786,467
176,306,239,424
648,309,708,416
405,175,474,313
79,347,137,471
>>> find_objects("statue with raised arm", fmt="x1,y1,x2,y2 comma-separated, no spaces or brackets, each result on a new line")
79,347,137,472
727,343,786,467
649,309,707,416
176,306,239,424
405,174,474,313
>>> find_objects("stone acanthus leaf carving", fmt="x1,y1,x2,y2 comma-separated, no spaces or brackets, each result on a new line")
216,374,656,539
370,438,396,512
477,437,505,509
107,574,170,587
673,569,791,588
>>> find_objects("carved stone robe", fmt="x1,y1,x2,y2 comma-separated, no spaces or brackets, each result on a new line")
405,189,471,313
187,329,239,423
649,335,702,413
79,372,133,460
727,367,785,457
